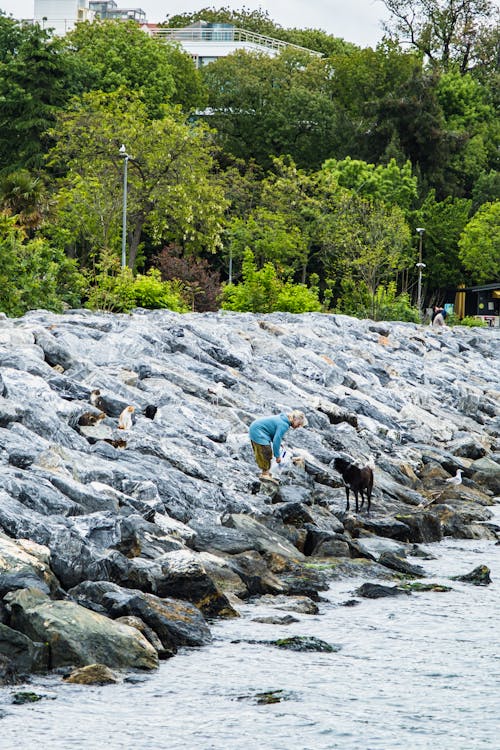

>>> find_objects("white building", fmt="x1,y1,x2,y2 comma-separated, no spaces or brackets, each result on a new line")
33,0,145,35
34,0,94,34
147,22,322,67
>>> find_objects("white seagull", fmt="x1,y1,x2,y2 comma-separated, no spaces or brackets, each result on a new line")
445,469,463,486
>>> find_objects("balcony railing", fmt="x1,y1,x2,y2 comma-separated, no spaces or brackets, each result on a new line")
150,27,322,57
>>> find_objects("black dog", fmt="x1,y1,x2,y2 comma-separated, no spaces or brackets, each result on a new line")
334,457,374,514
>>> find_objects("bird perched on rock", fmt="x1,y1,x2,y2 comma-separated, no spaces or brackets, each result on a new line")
445,469,463,485
118,405,135,430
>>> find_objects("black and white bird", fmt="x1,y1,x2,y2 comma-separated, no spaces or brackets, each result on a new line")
445,469,463,486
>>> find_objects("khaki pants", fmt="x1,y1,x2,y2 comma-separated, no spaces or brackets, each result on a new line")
251,441,273,472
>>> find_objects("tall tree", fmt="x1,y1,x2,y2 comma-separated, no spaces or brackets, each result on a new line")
413,189,472,290
201,48,341,169
320,192,413,315
0,169,48,231
458,201,500,282
64,20,206,115
381,0,498,74
47,90,226,269
0,16,70,173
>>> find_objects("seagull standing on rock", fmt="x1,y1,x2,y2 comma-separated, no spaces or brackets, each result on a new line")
445,469,463,485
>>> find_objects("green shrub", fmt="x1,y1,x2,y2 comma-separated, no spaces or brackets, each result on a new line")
220,249,321,313
85,252,188,313
132,269,188,312
0,216,85,316
335,279,419,322
275,282,321,313
373,284,420,322
454,315,487,327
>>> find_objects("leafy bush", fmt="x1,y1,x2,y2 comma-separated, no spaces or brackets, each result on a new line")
153,244,222,311
133,269,188,312
453,315,487,327
373,284,420,322
221,249,321,313
0,215,85,316
275,282,322,313
85,251,188,313
335,279,420,322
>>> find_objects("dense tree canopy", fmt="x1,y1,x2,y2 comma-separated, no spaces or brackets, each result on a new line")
458,201,500,282
47,90,225,269
0,16,70,172
0,6,498,318
381,0,498,74
63,20,206,115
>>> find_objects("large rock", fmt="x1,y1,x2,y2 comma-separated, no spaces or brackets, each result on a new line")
5,588,158,670
68,580,213,652
0,622,48,676
0,533,61,596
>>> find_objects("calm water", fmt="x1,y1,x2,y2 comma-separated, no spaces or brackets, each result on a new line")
1,514,499,750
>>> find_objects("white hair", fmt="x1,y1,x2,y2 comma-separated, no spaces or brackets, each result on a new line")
288,410,308,426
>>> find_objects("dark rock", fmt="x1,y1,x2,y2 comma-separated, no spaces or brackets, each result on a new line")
451,565,492,586
345,516,412,542
355,582,409,598
378,551,426,577
190,521,254,555
252,614,299,625
270,635,340,652
33,328,74,370
0,623,49,674
394,512,442,543
6,588,158,670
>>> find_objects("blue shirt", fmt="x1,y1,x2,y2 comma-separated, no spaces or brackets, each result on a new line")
249,413,290,458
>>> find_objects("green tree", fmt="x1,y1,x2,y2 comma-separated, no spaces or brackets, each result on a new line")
200,49,342,169
471,170,500,211
258,158,343,283
0,214,84,315
47,90,226,269
321,192,413,316
322,157,418,212
458,201,500,282
64,20,206,115
225,208,308,278
381,0,497,74
0,169,48,231
0,17,70,172
413,189,472,291
326,42,423,163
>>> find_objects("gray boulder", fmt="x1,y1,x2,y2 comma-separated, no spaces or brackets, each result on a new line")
6,588,158,670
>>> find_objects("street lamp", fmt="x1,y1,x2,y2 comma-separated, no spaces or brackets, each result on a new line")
416,227,425,316
119,144,130,268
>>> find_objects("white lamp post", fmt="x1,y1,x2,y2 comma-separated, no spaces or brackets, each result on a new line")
416,227,425,316
119,144,130,268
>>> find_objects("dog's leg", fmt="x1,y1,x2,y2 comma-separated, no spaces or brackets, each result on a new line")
354,490,359,514
359,489,365,512
345,486,350,513
367,472,373,515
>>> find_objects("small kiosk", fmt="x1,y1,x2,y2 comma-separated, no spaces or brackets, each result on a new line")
455,282,500,327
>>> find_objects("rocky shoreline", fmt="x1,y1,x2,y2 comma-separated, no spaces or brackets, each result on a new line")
0,309,498,686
